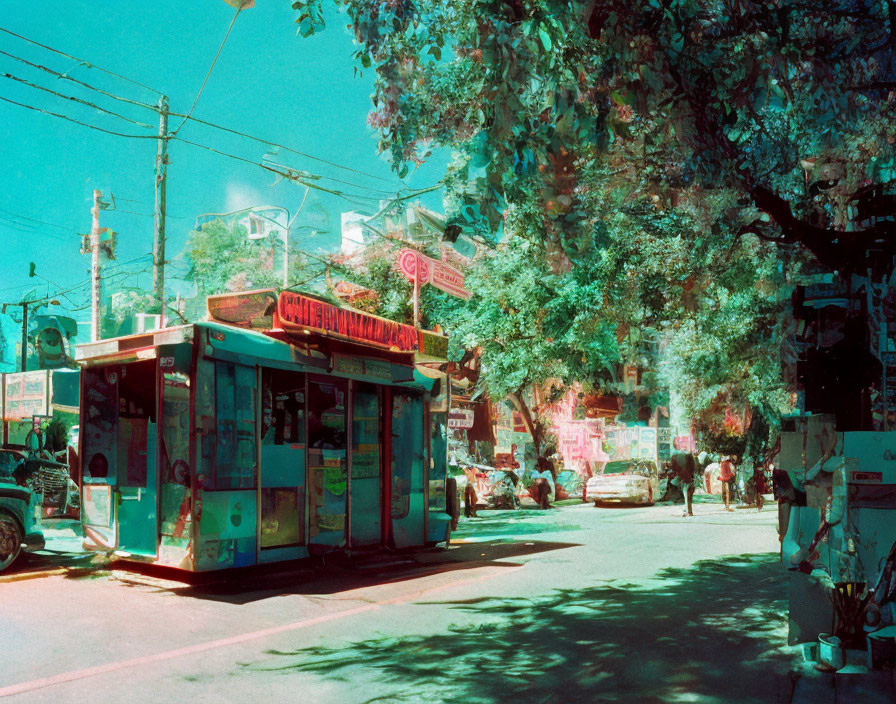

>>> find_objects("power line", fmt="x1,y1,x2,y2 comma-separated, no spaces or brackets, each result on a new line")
0,253,153,300
1,34,443,197
172,136,380,204
0,218,67,241
171,4,245,136
2,71,155,129
168,111,399,184
0,26,163,96
0,208,79,234
0,49,158,112
0,95,159,139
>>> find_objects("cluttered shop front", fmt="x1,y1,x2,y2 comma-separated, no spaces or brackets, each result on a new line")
76,290,450,571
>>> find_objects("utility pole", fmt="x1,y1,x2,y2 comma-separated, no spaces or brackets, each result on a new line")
153,96,169,317
20,301,28,372
90,189,102,343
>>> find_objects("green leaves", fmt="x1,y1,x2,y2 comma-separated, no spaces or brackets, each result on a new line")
292,0,325,37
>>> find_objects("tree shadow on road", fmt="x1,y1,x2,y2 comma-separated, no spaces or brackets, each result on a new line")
247,552,795,704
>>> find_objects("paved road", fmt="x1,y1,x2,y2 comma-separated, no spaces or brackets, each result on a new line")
0,500,795,703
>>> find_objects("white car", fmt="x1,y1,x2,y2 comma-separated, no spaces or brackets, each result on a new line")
587,459,659,506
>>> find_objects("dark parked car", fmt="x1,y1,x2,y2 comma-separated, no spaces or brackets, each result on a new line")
0,449,45,572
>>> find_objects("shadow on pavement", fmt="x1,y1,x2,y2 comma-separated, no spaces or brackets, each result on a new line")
244,552,795,704
100,539,582,606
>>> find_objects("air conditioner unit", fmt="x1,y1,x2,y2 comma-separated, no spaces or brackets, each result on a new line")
135,313,163,334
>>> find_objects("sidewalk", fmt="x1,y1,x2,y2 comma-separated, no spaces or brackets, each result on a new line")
789,661,896,703
1,517,99,583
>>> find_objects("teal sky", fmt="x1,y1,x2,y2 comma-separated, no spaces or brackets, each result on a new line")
0,0,447,325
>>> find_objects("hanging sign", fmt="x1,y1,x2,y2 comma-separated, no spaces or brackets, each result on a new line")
207,289,278,329
448,408,475,429
277,291,420,352
398,249,471,300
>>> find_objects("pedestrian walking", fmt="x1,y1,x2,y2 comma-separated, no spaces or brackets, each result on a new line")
719,454,736,511
671,452,696,517
464,482,478,517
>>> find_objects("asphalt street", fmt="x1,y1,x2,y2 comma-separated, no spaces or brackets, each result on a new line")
0,499,794,703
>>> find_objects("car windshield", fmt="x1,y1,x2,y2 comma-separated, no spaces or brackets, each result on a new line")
603,460,655,477
603,461,633,475
0,451,20,480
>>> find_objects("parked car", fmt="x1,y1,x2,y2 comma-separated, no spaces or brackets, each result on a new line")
587,459,659,506
0,450,45,572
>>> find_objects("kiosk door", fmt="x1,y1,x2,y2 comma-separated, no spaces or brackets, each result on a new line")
81,360,157,556
350,384,381,547
307,377,348,549
390,391,425,548
258,369,306,561
114,360,157,557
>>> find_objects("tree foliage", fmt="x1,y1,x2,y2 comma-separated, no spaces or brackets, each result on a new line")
290,0,895,433
294,0,896,273
186,220,311,297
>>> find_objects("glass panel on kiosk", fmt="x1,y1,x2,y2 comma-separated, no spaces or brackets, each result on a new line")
259,368,306,553
158,357,191,566
391,391,425,548
307,377,347,549
195,360,258,570
115,360,157,556
81,366,119,550
350,383,381,547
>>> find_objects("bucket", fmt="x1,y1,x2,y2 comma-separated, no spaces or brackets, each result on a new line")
818,633,844,671
868,632,896,670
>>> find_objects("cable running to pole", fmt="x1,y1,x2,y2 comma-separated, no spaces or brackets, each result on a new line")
0,26,164,95
0,49,159,111
2,72,155,128
170,4,244,136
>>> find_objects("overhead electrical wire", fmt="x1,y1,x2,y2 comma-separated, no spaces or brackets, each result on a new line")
0,253,153,305
1,45,442,197
0,207,79,234
170,3,245,136
2,71,155,129
172,136,382,204
0,49,159,111
0,95,158,139
0,26,163,96
167,111,398,184
0,219,67,242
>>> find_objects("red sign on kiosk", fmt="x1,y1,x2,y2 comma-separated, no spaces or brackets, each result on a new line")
277,291,420,352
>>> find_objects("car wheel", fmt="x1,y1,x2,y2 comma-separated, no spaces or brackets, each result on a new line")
0,512,23,573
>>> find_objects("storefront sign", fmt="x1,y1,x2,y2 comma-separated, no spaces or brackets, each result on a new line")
448,408,474,429
332,354,393,381
398,248,472,300
278,291,420,352
207,289,278,329
418,329,449,360
4,370,50,420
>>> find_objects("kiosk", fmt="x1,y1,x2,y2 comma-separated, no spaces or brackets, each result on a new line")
77,290,450,571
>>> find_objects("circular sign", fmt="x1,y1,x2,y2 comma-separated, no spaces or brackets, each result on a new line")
398,249,430,283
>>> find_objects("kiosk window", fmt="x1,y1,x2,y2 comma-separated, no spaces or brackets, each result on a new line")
204,362,257,490
262,369,305,447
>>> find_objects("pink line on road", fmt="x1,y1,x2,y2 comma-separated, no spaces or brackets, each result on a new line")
0,566,517,698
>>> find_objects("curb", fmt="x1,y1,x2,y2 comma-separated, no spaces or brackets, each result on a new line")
0,567,68,584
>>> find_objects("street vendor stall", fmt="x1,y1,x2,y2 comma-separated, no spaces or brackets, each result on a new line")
76,290,450,571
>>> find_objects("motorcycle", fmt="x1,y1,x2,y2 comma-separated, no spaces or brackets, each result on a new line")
487,470,521,510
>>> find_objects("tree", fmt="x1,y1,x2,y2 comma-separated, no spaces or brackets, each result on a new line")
186,220,313,297
293,0,896,275
290,0,895,438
